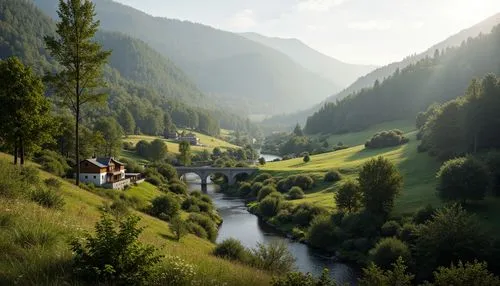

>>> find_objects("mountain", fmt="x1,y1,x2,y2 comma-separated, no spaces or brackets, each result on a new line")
261,12,500,132
304,24,500,135
0,0,258,137
33,0,339,115
241,32,377,88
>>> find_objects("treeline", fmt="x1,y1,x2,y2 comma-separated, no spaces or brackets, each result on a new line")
0,0,259,139
418,74,500,159
305,24,500,135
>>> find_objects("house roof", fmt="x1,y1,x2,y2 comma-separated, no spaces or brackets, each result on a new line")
83,157,125,168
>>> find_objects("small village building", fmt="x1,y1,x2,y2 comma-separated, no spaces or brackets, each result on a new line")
178,133,200,145
79,158,132,190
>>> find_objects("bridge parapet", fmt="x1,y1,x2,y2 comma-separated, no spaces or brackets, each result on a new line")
175,167,258,186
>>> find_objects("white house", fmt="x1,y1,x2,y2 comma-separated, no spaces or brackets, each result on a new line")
79,158,129,190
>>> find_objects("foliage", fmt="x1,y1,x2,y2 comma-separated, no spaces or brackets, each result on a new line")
259,157,266,165
358,257,414,286
335,180,362,213
71,214,162,285
431,261,500,286
277,175,314,193
436,156,490,203
169,215,187,241
483,151,500,196
249,241,295,274
45,0,111,185
324,170,342,183
34,150,71,177
413,204,436,224
214,238,249,262
415,204,492,279
259,196,283,218
365,130,409,149
0,57,54,165
380,221,401,237
136,140,168,162
30,187,65,210
271,269,338,286
369,237,410,270
288,186,305,200
257,185,278,201
94,117,123,157
44,178,63,190
186,213,218,242
150,194,180,221
359,157,403,217
306,215,342,250
290,203,326,227
254,173,273,183
178,141,192,166
168,183,188,195
238,182,253,197
303,154,311,163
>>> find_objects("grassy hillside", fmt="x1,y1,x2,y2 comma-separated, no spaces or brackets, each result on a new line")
0,153,271,285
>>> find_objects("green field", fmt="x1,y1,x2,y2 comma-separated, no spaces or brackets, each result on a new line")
0,153,271,285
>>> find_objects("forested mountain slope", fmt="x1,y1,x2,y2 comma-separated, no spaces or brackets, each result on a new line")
0,0,256,136
33,0,339,115
304,24,500,134
241,32,377,88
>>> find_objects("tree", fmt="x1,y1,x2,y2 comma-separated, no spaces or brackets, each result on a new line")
415,204,491,279
358,157,403,217
170,215,187,241
258,157,266,165
118,108,135,135
303,154,311,163
293,123,304,137
369,237,411,270
358,257,414,286
436,156,490,204
179,140,191,166
71,214,162,285
94,117,123,157
0,57,54,165
334,180,362,213
150,194,180,221
431,261,500,286
149,139,168,162
45,0,111,185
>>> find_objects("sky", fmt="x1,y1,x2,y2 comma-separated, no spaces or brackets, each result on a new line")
114,0,500,66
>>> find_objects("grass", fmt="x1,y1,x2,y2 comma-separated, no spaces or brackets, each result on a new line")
0,152,271,285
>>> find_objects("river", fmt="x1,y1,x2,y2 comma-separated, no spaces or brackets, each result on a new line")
185,173,358,285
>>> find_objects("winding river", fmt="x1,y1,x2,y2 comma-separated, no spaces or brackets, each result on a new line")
184,169,358,285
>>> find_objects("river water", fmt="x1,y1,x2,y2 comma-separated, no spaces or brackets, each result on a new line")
185,173,357,285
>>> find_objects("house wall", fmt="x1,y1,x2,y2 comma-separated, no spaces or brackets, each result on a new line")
80,173,106,186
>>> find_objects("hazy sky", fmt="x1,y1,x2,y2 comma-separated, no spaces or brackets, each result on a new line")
114,0,500,66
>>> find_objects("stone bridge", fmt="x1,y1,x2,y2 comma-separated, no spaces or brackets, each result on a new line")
175,167,258,186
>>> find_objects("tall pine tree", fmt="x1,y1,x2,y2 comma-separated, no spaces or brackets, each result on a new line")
45,0,111,185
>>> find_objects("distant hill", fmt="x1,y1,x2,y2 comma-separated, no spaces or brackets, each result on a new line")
304,24,500,134
33,0,339,115
262,12,500,131
241,32,377,88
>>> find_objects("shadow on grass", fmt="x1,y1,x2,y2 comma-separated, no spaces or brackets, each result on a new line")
159,232,178,242
345,146,401,162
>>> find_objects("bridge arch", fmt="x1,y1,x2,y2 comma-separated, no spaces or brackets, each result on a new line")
175,167,258,187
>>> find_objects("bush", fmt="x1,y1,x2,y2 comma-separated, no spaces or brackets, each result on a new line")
20,166,41,185
249,182,264,198
145,175,163,186
303,154,311,163
71,215,162,285
259,196,282,218
150,163,178,181
335,180,362,213
293,175,314,190
437,156,490,203
291,203,326,227
288,186,304,200
324,170,342,182
254,173,272,183
186,222,208,239
119,158,143,173
249,241,295,274
257,185,277,201
262,178,276,186
238,182,252,197
398,223,418,243
108,200,130,217
413,204,435,224
258,157,266,165
365,130,409,149
381,221,401,237
432,261,500,286
483,151,500,196
306,215,342,250
170,216,187,241
34,150,71,177
369,237,411,270
272,269,337,286
150,194,180,221
214,238,248,262
43,178,62,190
169,183,187,195
187,213,218,242
359,257,414,286
341,211,384,238
30,187,65,210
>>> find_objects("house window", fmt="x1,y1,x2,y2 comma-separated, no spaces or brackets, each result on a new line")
85,176,88,179
93,176,96,179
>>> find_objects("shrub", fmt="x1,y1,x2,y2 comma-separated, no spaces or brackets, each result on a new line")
0,161,30,198
214,238,248,262
262,178,276,186
259,196,282,218
291,203,326,227
365,130,409,149
249,182,264,198
369,237,411,270
169,183,187,195
437,156,490,203
187,213,218,242
432,261,500,286
306,215,342,250
249,241,295,274
43,178,62,190
186,222,208,239
324,170,342,182
413,204,436,224
291,227,306,241
153,256,196,286
20,166,41,185
30,187,65,210
288,186,304,200
257,185,277,201
34,150,71,177
150,194,180,221
258,157,266,165
272,269,337,286
103,199,130,217
359,257,414,286
381,221,401,237
170,216,187,241
238,182,252,197
145,175,163,186
151,163,178,181
483,151,500,196
303,154,311,163
335,180,362,213
71,215,162,285
254,173,272,183
398,223,418,243
341,211,384,238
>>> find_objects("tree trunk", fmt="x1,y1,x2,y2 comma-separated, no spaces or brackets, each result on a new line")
76,101,80,186
13,140,18,165
20,137,24,165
